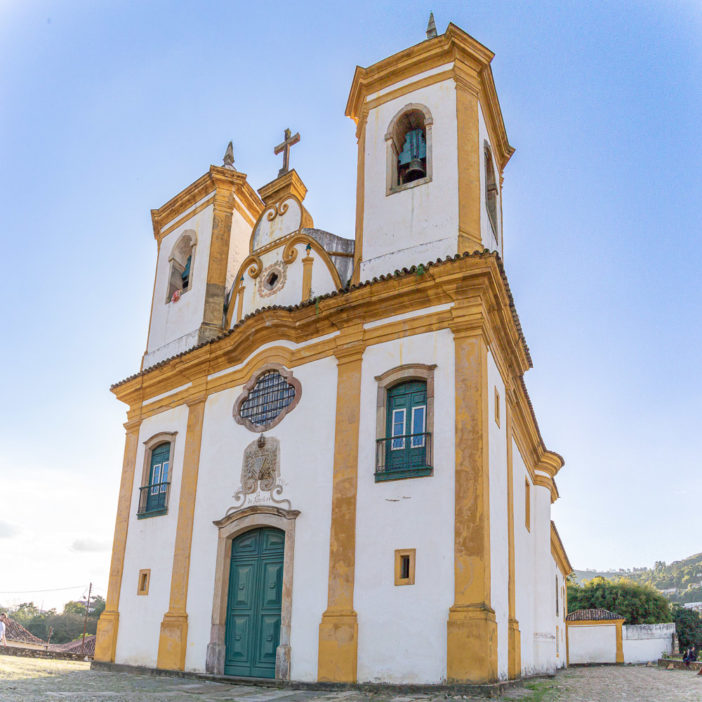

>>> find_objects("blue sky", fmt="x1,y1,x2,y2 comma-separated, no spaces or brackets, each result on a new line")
1,1,700,609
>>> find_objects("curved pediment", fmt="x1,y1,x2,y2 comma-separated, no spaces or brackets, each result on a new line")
250,196,305,252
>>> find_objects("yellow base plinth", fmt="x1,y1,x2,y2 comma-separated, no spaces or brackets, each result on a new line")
157,612,188,671
446,605,497,683
94,610,119,662
508,618,521,679
317,610,358,682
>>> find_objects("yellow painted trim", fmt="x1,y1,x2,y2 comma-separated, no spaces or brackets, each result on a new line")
506,403,521,679
525,478,531,532
446,325,496,683
345,24,514,171
159,196,215,239
94,421,141,663
318,333,364,683
301,255,313,301
157,397,206,671
137,569,151,596
551,521,573,577
364,69,454,114
456,79,482,253
282,234,343,289
151,166,262,243
533,473,559,503
114,255,560,497
616,620,624,663
566,616,627,665
394,549,416,586
351,113,366,284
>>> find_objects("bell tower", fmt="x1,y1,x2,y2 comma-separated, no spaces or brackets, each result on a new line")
346,20,514,283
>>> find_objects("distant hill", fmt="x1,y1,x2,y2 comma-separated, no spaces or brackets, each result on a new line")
573,552,702,604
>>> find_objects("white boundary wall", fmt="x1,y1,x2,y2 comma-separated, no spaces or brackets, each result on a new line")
623,623,675,663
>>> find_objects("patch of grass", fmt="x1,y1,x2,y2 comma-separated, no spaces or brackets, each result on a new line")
522,679,556,702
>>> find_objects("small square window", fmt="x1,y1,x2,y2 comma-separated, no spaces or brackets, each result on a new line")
137,569,151,596
394,549,416,586
494,387,501,428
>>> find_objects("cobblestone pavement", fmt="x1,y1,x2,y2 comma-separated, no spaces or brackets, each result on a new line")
1,657,702,701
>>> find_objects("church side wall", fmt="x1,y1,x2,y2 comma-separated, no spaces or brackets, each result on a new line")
555,566,566,668
146,204,213,360
360,78,459,280
512,440,536,675
183,355,337,679
532,485,555,673
354,330,455,684
478,104,501,254
114,405,190,667
487,352,509,680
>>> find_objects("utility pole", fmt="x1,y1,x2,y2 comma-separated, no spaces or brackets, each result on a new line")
81,582,92,656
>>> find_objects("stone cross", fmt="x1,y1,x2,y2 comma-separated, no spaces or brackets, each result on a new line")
274,128,300,177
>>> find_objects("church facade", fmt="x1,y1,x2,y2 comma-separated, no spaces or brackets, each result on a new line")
95,21,572,684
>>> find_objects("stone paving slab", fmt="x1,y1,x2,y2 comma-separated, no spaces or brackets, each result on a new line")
2,656,702,701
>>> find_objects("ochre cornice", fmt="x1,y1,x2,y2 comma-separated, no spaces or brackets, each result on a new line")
112,252,557,475
150,166,263,243
551,521,573,577
345,23,514,170
257,169,308,206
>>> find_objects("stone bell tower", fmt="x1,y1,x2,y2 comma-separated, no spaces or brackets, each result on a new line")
346,20,514,283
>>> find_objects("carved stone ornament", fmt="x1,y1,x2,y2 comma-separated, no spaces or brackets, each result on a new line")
257,260,286,298
229,435,290,513
233,364,302,433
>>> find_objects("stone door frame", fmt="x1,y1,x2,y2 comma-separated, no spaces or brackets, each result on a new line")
206,505,300,679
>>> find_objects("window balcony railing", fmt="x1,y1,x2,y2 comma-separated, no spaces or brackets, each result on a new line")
375,433,433,482
137,482,171,518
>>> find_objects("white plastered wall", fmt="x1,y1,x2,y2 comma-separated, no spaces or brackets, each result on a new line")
512,441,535,675
478,103,501,255
360,77,459,280
183,354,337,679
553,563,566,668
235,243,337,322
225,206,254,291
146,204,213,363
487,351,509,680
532,482,555,674
114,404,190,667
354,330,455,684
567,624,617,664
623,624,674,663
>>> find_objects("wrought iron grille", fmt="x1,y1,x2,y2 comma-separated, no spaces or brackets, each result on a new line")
137,482,170,516
375,433,432,481
239,370,296,428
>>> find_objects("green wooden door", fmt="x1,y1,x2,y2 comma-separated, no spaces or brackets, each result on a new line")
224,527,284,678
385,381,427,472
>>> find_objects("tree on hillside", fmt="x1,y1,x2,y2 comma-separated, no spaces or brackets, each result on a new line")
672,605,702,650
63,595,105,618
567,577,672,624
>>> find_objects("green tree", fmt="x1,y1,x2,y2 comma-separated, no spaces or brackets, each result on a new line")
672,605,702,650
567,577,672,624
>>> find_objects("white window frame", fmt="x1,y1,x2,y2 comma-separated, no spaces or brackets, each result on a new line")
410,404,426,448
391,408,406,450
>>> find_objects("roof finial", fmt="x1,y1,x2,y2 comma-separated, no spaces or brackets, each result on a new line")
426,12,437,39
223,141,235,169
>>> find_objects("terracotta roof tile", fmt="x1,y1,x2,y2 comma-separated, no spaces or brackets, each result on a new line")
566,608,623,621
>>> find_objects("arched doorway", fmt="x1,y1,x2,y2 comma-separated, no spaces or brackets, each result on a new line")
224,527,284,678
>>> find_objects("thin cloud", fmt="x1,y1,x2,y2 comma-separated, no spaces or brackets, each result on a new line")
71,538,110,553
0,521,19,538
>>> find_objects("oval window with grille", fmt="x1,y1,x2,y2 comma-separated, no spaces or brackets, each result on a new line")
234,365,302,432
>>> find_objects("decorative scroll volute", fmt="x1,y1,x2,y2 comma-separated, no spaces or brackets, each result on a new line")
250,196,303,252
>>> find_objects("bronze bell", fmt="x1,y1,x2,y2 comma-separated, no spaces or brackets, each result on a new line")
405,157,426,182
